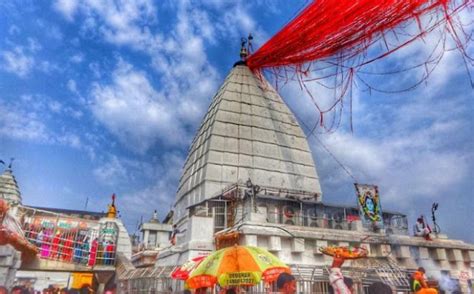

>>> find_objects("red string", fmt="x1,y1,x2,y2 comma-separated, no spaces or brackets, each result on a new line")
247,0,468,70
246,0,472,132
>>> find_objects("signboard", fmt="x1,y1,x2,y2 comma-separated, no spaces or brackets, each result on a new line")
32,217,91,230
222,272,258,286
354,183,383,228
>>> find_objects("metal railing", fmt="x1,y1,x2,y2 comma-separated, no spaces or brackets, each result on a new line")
266,211,356,231
265,211,409,235
21,213,120,267
22,225,117,266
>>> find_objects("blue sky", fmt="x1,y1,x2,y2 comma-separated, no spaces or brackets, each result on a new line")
0,1,472,243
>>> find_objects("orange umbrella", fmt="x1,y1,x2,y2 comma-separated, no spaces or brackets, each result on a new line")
186,245,291,289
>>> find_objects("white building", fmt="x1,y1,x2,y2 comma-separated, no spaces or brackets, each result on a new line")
131,211,172,268
118,63,474,293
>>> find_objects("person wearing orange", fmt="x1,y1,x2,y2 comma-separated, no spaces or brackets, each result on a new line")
411,267,438,294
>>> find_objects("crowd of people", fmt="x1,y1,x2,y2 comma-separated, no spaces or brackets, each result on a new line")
22,223,116,266
0,284,99,294
180,254,443,294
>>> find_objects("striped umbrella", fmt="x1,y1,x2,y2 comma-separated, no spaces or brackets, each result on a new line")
186,245,291,289
171,255,207,280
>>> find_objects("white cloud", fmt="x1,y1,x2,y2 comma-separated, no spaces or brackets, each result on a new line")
1,47,35,77
27,38,42,52
70,53,84,63
85,1,233,153
59,0,161,52
93,155,128,185
88,62,102,78
0,102,50,142
0,96,89,153
119,152,184,221
38,61,60,74
293,60,472,211
0,38,49,77
90,61,188,153
67,79,78,94
313,128,469,205
53,0,79,21
8,25,20,35
53,0,266,155
48,100,62,113
57,133,82,149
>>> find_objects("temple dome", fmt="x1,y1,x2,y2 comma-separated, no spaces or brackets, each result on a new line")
0,168,22,206
174,64,322,218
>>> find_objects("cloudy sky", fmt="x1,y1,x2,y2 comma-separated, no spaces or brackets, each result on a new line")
0,1,472,243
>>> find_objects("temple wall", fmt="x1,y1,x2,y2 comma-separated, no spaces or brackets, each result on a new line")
0,245,21,289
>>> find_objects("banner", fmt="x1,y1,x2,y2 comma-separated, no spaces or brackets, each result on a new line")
354,184,383,228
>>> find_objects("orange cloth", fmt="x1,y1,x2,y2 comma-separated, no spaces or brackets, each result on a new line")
416,288,438,294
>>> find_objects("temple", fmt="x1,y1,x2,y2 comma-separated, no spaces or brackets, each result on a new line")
138,62,474,293
1,63,473,293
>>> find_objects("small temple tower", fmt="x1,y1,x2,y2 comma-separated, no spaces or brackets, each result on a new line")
0,165,22,211
0,164,22,288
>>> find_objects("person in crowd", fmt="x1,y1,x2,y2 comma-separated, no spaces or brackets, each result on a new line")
328,277,353,294
79,284,93,294
367,281,393,294
276,272,296,294
415,216,432,241
28,224,37,243
195,287,208,294
73,235,83,263
40,228,51,258
411,267,438,294
97,239,106,265
88,238,98,266
51,231,61,259
11,286,24,294
81,237,90,264
37,228,45,252
0,286,7,294
170,224,179,245
105,240,115,265
62,232,74,262
329,255,352,293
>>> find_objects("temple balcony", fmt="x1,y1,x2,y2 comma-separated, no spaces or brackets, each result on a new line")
186,183,409,237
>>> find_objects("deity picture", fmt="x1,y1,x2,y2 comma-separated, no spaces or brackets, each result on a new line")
354,184,383,227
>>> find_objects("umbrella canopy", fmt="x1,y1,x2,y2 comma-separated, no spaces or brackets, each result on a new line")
186,245,291,289
171,255,207,280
